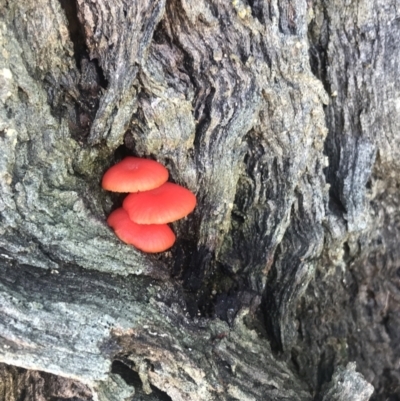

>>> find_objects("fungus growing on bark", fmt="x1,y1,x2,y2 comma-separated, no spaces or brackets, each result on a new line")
107,208,176,253
103,157,196,253
123,182,197,225
101,157,168,193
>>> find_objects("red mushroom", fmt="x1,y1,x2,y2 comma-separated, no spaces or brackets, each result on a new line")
123,182,196,224
107,208,176,253
102,157,169,193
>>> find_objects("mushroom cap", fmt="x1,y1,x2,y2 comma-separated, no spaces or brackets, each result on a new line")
102,157,169,193
123,182,196,224
107,208,176,253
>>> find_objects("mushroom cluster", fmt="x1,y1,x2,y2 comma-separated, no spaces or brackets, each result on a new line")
102,157,196,253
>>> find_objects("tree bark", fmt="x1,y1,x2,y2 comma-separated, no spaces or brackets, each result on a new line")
0,0,398,400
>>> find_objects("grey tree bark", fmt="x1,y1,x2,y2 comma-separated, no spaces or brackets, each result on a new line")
0,0,398,400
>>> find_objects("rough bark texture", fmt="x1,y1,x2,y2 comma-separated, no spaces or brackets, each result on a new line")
0,0,398,400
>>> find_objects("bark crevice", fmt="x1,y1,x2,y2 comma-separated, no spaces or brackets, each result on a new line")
1,0,400,399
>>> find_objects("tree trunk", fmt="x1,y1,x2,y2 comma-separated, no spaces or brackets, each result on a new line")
0,0,398,400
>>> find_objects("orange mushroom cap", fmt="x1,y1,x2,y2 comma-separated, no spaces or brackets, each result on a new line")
107,208,176,253
123,182,196,224
102,157,169,193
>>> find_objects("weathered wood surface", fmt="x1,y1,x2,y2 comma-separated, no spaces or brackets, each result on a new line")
0,0,398,399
